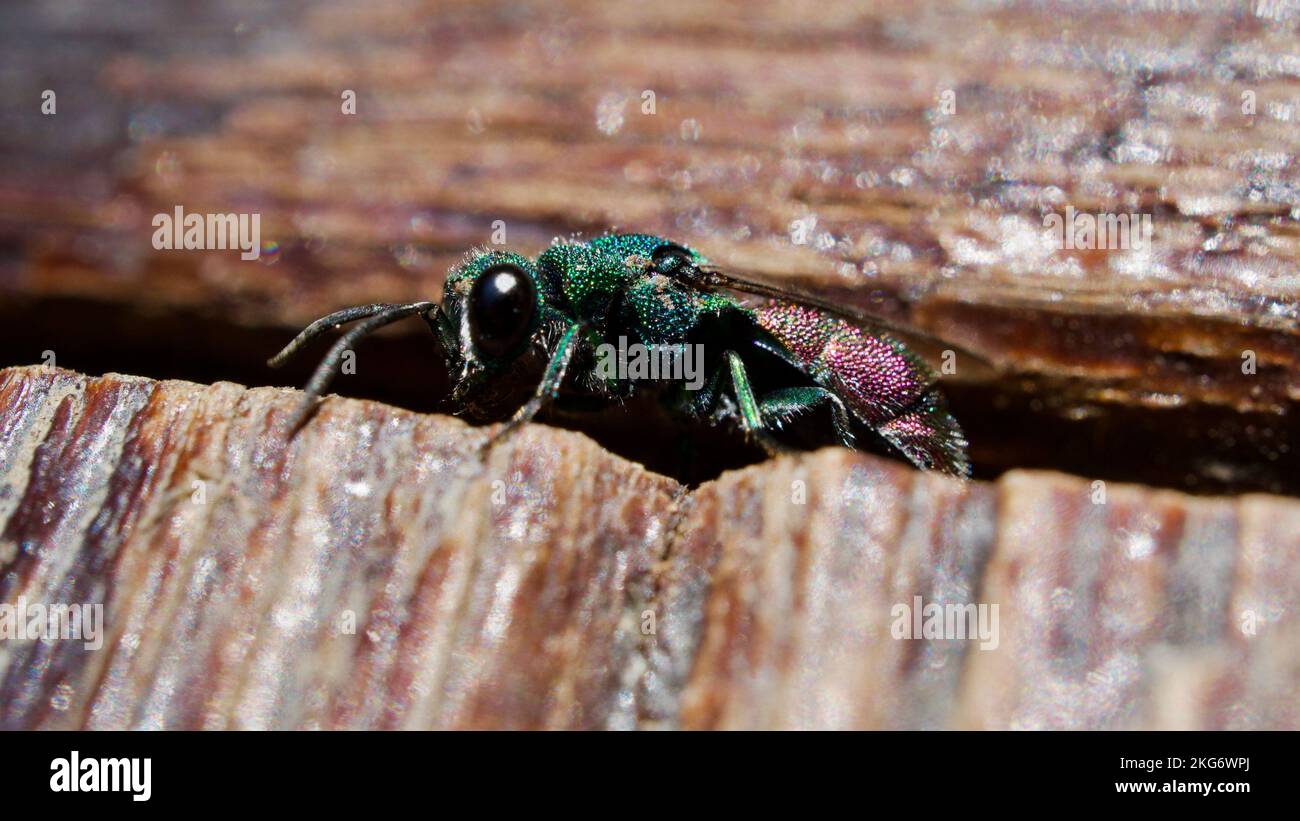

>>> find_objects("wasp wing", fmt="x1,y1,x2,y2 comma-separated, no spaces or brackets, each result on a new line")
693,265,997,380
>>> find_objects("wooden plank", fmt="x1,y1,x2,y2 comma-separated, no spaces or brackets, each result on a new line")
2,366,1296,729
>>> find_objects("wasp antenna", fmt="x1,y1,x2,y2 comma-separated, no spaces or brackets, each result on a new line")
283,395,320,437
295,301,435,392
273,301,438,440
267,303,403,368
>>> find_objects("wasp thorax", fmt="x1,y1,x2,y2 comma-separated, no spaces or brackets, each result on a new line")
468,262,536,360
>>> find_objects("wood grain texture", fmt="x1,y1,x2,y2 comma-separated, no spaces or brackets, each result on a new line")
2,366,1296,729
1,1,1299,728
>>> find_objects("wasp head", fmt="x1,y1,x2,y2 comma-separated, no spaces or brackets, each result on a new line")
440,249,546,402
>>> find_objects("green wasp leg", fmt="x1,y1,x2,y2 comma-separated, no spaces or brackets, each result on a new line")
724,350,788,456
482,322,585,451
755,386,856,448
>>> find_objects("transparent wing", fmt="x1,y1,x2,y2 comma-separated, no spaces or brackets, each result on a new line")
691,264,998,379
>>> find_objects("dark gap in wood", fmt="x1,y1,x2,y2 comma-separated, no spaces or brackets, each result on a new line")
1,295,1295,496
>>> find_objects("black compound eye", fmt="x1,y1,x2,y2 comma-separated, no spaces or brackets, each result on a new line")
651,243,694,273
468,262,536,360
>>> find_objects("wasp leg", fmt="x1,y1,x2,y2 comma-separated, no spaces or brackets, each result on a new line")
482,323,584,452
755,386,856,448
724,350,789,456
280,301,438,433
687,356,728,418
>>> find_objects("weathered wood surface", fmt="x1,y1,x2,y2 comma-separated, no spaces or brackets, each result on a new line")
2,1,1300,729
2,366,1296,729
1,0,1299,492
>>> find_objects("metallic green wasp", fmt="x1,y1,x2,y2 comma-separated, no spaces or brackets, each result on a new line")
268,233,970,476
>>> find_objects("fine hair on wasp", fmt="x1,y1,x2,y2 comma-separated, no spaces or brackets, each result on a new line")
269,233,975,478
